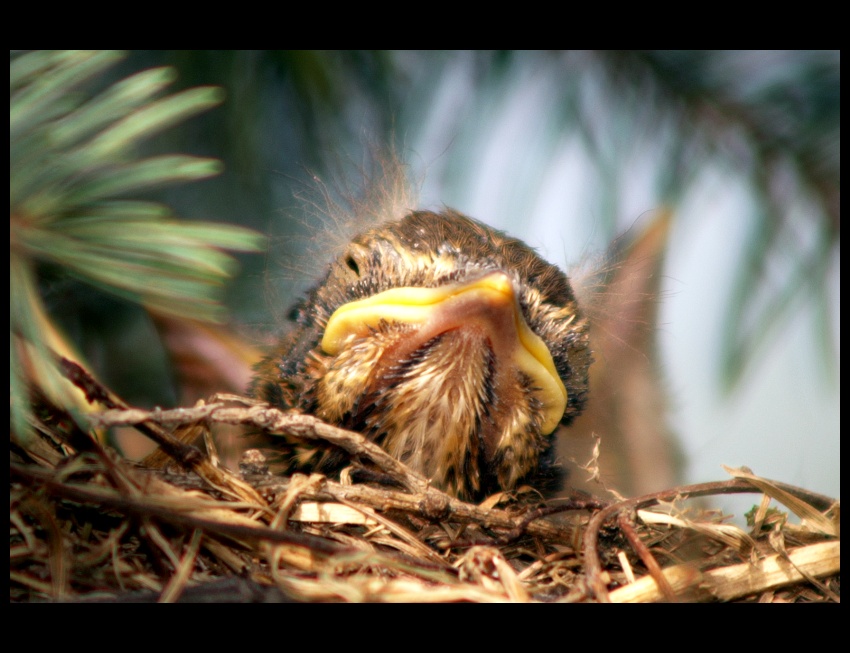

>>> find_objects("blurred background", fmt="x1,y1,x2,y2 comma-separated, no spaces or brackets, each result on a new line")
13,51,839,516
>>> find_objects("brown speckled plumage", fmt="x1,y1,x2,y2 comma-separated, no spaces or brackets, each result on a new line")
253,209,592,501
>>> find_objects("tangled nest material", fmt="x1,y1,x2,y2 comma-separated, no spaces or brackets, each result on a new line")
10,360,840,602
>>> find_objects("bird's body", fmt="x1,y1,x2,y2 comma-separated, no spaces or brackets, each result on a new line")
253,210,591,501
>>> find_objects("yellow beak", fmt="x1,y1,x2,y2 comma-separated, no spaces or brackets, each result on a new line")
322,272,567,434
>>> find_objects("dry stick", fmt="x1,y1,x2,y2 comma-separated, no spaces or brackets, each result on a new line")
92,402,589,540
617,510,677,602
334,496,450,567
253,474,581,544
70,395,587,555
93,403,590,543
93,401,432,496
607,540,840,603
498,498,610,544
10,462,345,557
253,407,433,495
582,478,836,602
59,358,266,507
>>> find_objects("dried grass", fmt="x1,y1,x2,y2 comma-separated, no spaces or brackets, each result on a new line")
9,360,840,603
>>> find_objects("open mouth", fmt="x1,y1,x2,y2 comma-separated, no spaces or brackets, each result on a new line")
321,271,567,435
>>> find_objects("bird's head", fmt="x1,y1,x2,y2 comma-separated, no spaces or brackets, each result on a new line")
254,209,591,500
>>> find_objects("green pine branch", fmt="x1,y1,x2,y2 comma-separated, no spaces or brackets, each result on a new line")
10,50,265,442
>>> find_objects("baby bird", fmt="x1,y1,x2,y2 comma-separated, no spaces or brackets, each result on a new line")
253,209,591,501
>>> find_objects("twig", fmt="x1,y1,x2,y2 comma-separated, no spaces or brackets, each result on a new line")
497,498,610,544
10,462,346,557
60,358,267,507
583,478,836,602
91,401,431,495
617,510,677,602
608,541,840,603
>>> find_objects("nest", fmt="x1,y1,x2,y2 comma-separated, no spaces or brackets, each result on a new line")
10,360,840,603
